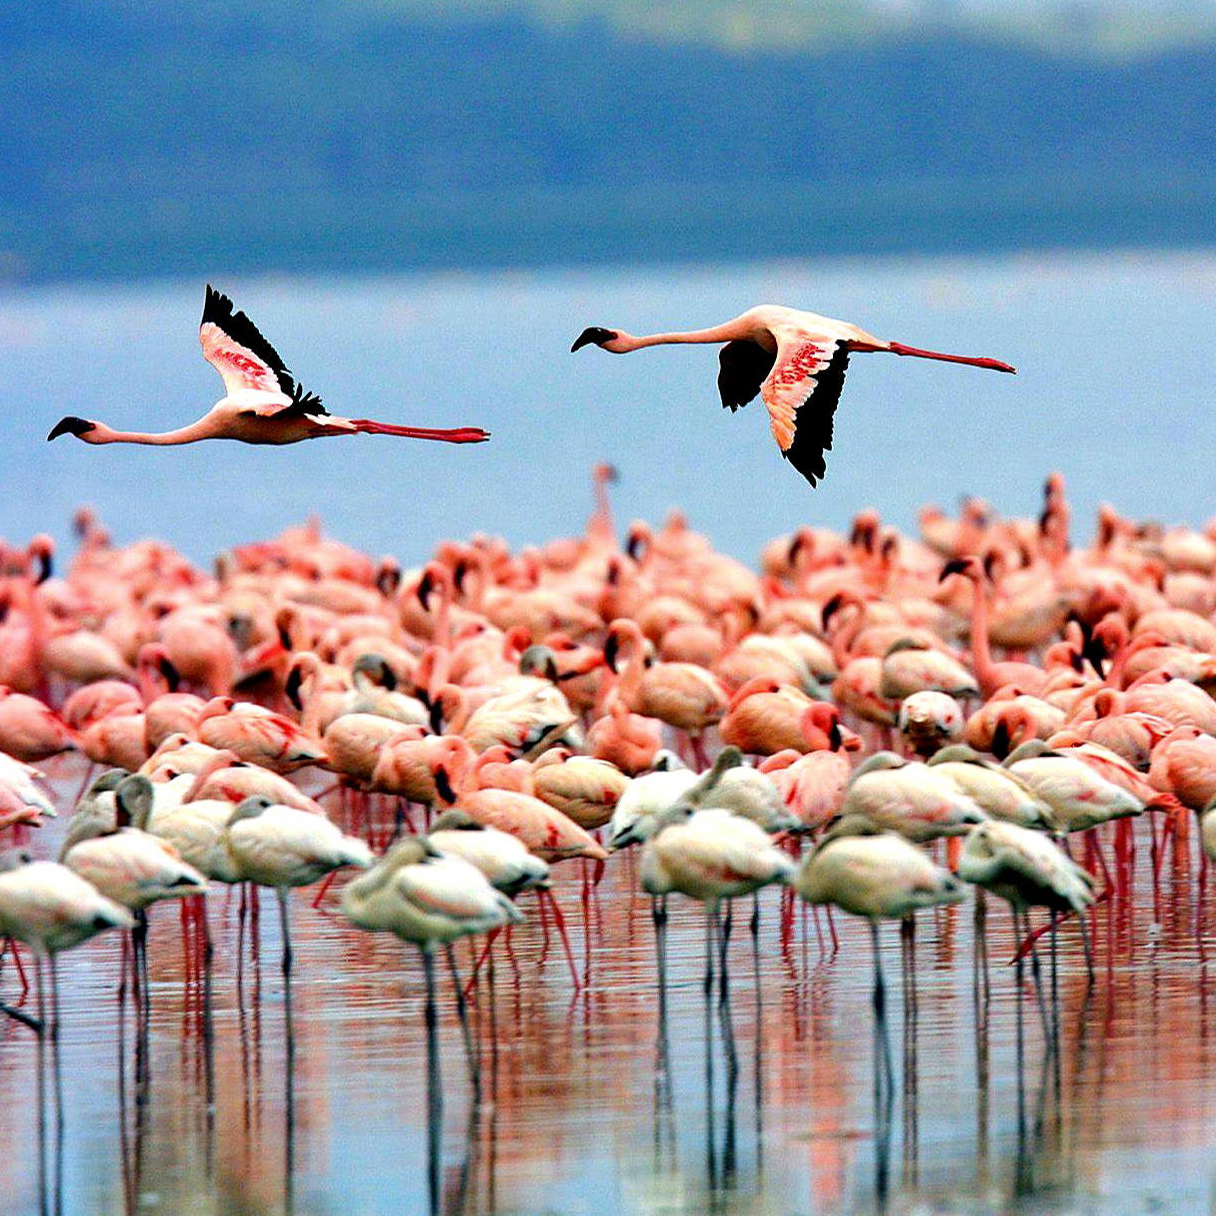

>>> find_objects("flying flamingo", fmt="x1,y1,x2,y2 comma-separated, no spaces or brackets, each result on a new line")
48,285,491,448
572,306,1014,486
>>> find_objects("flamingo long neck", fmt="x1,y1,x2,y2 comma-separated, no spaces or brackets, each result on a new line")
966,574,998,691
1106,630,1130,689
829,603,864,670
87,419,218,445
589,470,616,547
439,684,470,735
20,581,47,686
136,652,164,704
293,656,328,736
618,321,751,351
615,626,646,704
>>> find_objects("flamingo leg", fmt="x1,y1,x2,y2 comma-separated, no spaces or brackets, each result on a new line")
5,938,30,1000
48,954,63,1179
444,943,480,1100
870,921,894,1097
716,902,738,1082
542,890,582,991
277,888,296,1076
463,927,502,999
421,946,443,1216
310,870,338,910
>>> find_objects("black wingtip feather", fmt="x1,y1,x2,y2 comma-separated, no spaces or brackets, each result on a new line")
283,379,327,417
782,346,849,490
201,285,295,395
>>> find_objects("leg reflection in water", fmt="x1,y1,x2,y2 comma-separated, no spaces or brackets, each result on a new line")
872,922,895,1207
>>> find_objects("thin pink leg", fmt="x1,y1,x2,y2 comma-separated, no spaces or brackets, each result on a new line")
311,870,339,909
543,890,582,991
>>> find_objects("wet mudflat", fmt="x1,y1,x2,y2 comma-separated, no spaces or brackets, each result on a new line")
3,762,1216,1215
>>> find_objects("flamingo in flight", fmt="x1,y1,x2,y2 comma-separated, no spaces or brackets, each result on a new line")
48,285,491,448
572,305,1015,487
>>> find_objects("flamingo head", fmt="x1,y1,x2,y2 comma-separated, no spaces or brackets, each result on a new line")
571,326,626,353
939,555,984,584
47,416,98,442
375,557,401,598
26,535,54,584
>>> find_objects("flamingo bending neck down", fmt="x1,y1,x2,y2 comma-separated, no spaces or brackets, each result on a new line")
48,286,491,449
572,305,1015,488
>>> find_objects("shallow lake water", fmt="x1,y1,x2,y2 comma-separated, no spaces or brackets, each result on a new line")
3,248,1216,567
4,759,1216,1215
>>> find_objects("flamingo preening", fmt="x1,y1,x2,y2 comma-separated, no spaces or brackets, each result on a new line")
572,306,1015,487
48,286,491,449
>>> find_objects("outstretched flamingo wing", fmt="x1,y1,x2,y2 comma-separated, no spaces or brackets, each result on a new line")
200,286,330,419
759,337,850,488
717,340,776,412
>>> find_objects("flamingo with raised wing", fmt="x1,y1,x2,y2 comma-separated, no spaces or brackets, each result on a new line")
48,286,491,448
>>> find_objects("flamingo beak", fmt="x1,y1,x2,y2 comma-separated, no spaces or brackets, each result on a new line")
433,765,457,805
603,633,620,673
417,571,435,611
571,327,617,353
47,416,96,441
285,666,305,711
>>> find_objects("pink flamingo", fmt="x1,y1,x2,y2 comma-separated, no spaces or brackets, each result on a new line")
604,618,727,767
572,305,1013,486
939,556,1050,697
48,286,490,448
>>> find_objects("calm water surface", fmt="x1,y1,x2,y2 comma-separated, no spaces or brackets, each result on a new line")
3,760,1216,1215
1,249,1215,564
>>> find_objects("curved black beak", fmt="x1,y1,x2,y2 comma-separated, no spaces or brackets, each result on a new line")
821,592,845,632
603,632,620,674
47,416,96,441
433,765,457,805
159,655,181,692
571,326,616,353
939,558,971,583
376,565,401,598
285,665,305,711
417,570,435,611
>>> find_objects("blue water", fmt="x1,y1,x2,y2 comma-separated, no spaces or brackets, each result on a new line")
3,249,1214,566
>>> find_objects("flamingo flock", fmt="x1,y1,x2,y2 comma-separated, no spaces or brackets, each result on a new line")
7,469,1216,1208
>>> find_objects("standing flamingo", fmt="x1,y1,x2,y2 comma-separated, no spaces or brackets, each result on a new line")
794,817,963,1099
572,306,1014,486
0,852,134,1160
48,286,491,448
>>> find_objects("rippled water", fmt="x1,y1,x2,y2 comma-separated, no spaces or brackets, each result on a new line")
4,760,1216,1214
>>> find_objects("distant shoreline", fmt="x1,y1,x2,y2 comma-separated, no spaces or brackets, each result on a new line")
4,173,1216,287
